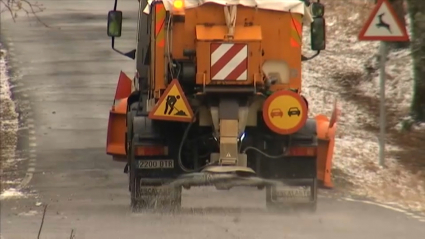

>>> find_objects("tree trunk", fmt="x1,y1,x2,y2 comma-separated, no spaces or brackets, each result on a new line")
406,0,425,121
388,0,410,49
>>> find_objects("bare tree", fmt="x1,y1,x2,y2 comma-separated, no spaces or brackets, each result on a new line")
0,0,49,27
406,0,425,121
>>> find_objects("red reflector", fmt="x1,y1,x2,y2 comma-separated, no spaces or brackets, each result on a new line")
135,146,168,156
287,147,316,156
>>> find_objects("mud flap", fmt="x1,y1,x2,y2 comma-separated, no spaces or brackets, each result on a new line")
315,101,339,188
106,71,133,161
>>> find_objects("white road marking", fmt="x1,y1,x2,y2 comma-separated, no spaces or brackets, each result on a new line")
342,197,425,223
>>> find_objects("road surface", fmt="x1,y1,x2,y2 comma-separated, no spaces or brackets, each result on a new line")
1,0,425,238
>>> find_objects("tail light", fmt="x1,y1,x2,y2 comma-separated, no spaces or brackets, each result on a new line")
287,147,316,156
135,146,168,156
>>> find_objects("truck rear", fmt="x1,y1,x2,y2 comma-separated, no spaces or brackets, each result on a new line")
105,0,338,212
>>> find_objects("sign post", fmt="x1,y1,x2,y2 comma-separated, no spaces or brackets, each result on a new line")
378,42,387,167
358,0,409,167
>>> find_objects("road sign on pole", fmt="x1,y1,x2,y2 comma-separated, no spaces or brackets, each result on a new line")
358,0,409,167
358,0,409,41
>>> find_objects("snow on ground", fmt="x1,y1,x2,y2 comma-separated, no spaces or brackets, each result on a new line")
0,188,25,200
0,44,23,199
304,0,425,212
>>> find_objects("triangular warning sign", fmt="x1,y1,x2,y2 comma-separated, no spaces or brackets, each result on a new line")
148,79,194,122
358,0,409,41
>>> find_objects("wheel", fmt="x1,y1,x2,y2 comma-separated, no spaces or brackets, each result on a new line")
265,178,318,213
309,178,318,212
130,169,139,211
126,104,138,192
128,139,181,212
126,108,181,212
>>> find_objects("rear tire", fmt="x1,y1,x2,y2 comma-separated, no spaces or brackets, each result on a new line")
126,103,138,192
131,182,182,212
130,165,139,211
127,108,182,212
128,140,182,212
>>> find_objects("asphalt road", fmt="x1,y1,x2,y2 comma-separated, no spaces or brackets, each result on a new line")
1,0,425,238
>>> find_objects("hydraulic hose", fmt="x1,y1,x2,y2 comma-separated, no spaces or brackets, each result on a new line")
242,146,288,159
177,110,196,172
177,108,216,173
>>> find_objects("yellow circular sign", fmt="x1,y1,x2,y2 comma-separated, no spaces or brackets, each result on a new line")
262,90,308,135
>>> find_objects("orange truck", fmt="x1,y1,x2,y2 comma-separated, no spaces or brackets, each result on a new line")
106,0,338,212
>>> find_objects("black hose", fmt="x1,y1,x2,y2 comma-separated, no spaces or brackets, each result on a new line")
177,108,203,173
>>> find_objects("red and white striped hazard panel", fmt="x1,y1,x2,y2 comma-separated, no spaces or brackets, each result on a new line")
210,43,248,81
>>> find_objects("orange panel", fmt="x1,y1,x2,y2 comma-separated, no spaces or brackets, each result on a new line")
195,25,262,41
185,4,302,91
171,23,186,59
290,14,302,48
155,4,166,47
106,98,128,159
315,115,337,188
151,1,166,97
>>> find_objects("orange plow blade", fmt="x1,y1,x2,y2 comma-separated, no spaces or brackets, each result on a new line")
106,98,128,161
106,71,133,162
315,101,339,188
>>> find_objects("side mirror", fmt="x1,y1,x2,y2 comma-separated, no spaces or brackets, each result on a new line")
310,17,326,51
311,2,324,17
107,10,123,37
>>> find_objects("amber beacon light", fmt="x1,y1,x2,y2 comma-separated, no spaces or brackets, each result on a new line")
172,0,185,13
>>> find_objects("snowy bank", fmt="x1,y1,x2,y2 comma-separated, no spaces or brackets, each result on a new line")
0,43,22,198
0,188,25,200
303,0,425,213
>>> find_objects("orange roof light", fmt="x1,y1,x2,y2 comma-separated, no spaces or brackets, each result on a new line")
173,0,184,10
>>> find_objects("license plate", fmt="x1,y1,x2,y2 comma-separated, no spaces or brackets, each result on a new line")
139,186,173,195
271,186,311,201
138,160,174,169
138,186,179,199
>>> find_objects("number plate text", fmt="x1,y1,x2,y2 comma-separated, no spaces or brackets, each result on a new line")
272,186,311,199
138,160,174,169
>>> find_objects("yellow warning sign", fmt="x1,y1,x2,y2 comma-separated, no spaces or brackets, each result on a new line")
148,79,194,122
262,90,308,135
